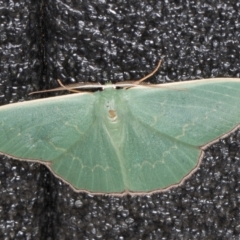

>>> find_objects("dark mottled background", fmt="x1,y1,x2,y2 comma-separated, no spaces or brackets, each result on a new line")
0,0,240,239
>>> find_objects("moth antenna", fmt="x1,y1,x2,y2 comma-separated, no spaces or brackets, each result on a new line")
133,60,162,85
57,79,81,93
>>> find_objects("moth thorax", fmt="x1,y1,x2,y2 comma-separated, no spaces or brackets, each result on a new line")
108,109,117,119
105,100,118,122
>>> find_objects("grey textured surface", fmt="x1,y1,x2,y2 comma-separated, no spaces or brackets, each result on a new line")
0,0,240,239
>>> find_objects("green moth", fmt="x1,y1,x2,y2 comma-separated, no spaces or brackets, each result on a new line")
0,61,240,195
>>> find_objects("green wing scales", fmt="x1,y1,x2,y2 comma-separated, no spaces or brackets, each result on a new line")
0,78,239,194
